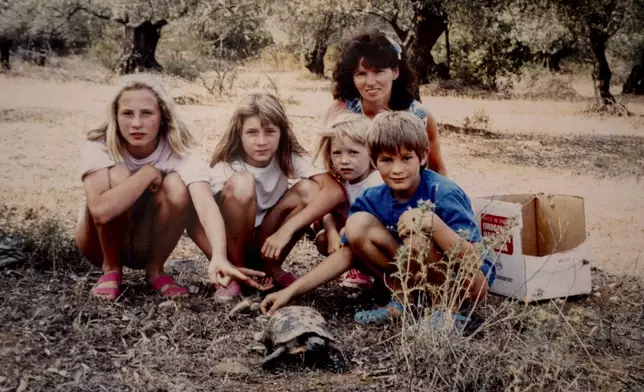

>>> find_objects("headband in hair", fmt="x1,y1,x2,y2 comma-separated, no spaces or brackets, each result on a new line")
384,34,402,60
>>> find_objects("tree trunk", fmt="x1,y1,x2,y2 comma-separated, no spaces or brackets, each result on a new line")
116,20,167,75
406,2,448,84
0,38,10,70
623,65,644,94
303,13,333,76
623,48,644,94
445,23,450,71
589,28,615,105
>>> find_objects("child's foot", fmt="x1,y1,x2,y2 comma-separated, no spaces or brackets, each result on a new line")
149,275,189,298
429,310,471,331
91,270,122,301
214,279,243,303
410,310,472,334
341,269,374,290
274,270,298,288
354,300,404,325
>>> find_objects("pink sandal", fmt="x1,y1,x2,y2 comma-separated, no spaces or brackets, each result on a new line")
341,269,374,290
149,275,189,298
91,271,122,301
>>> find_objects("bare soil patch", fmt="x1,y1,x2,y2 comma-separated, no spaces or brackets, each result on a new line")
440,124,644,178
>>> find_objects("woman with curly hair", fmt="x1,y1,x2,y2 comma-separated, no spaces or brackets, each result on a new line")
325,30,447,176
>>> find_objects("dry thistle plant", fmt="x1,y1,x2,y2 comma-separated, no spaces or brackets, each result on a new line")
389,199,515,329
382,199,517,377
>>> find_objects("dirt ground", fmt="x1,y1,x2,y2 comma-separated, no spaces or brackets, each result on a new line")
0,61,644,391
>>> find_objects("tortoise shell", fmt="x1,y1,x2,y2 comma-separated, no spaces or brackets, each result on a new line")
264,306,335,346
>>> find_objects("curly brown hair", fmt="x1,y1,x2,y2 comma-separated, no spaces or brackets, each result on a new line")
332,30,418,111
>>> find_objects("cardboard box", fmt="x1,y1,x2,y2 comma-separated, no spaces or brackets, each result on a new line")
473,194,592,301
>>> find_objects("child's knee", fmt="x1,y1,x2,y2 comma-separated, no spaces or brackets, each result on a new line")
402,234,433,254
108,165,131,187
314,230,328,255
158,172,190,211
467,274,489,303
222,172,256,205
291,178,320,205
345,212,376,245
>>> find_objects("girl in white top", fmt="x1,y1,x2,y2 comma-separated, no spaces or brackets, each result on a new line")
313,112,383,289
76,74,267,302
191,93,345,301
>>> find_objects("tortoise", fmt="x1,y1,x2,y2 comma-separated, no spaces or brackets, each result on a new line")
254,306,346,370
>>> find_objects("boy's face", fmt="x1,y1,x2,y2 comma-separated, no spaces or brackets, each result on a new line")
375,147,427,200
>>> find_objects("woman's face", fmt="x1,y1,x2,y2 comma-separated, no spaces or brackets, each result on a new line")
353,58,399,107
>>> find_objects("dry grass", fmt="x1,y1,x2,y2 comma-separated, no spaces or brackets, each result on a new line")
439,123,644,179
244,45,303,72
0,208,642,391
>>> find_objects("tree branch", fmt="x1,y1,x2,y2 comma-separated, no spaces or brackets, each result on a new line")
147,0,155,21
65,4,131,25
153,19,168,29
366,10,408,41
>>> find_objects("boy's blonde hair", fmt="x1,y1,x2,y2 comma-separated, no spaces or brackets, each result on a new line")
314,112,372,179
210,93,306,176
87,73,196,161
368,111,428,165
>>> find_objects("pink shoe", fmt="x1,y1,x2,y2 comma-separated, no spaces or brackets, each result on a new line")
341,269,374,290
214,280,243,303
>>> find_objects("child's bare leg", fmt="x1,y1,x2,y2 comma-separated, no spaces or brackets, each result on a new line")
314,213,345,256
345,212,406,323
401,235,489,307
144,173,192,284
187,172,257,266
258,179,320,277
314,229,328,256
345,212,400,276
220,172,257,268
74,166,131,299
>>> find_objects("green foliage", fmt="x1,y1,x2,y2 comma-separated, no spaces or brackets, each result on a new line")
163,59,200,80
0,206,83,271
88,22,121,69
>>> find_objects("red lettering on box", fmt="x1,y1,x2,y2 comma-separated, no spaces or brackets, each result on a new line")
480,214,514,255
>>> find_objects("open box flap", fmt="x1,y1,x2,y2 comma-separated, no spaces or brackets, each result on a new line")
535,195,586,256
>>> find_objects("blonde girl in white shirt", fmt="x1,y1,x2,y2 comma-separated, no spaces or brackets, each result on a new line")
313,112,383,290
190,93,345,301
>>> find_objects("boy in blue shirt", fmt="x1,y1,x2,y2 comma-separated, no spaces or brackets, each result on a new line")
261,112,495,324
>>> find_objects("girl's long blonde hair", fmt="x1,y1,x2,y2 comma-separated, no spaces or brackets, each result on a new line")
87,73,196,161
210,93,306,176
314,112,373,180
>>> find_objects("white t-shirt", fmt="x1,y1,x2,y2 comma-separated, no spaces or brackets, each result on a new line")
80,137,210,186
344,170,383,204
210,153,325,226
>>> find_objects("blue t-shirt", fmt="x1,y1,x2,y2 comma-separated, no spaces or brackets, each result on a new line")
342,169,495,285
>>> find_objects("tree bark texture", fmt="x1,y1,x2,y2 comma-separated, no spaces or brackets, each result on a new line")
406,2,448,84
116,20,167,75
589,28,615,105
623,49,644,94
0,37,10,70
303,13,333,76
